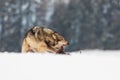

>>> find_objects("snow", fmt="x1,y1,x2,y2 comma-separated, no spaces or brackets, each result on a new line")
21,3,29,11
0,24,2,33
22,17,27,26
35,0,41,3
5,2,9,6
63,0,70,4
31,14,36,23
4,15,8,21
0,50,120,80
45,0,55,23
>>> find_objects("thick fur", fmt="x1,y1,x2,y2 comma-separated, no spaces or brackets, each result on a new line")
21,26,69,54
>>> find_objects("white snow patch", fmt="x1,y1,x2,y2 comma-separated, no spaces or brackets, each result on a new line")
4,15,8,21
31,14,36,22
0,24,2,33
63,0,70,4
22,17,27,25
45,2,54,23
22,3,29,11
0,50,120,80
103,4,110,14
5,2,9,6
35,0,41,3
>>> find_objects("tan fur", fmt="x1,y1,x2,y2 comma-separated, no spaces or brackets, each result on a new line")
21,26,69,54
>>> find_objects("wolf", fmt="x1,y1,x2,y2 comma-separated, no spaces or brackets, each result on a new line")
21,26,69,54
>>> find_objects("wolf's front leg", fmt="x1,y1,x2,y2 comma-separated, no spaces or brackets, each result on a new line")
21,39,31,53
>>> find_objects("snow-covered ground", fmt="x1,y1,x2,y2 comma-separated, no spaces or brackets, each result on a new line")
0,50,120,80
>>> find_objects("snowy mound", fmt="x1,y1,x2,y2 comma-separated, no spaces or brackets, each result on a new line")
0,50,120,80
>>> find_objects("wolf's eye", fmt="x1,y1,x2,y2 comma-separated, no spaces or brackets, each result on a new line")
57,38,63,41
46,40,55,46
46,41,51,46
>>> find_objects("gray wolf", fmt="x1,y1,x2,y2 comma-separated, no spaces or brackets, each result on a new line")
21,26,69,54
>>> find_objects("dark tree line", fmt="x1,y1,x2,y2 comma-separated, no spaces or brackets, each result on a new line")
0,0,120,52
51,0,120,51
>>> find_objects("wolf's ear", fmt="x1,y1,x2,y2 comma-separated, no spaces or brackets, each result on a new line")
32,27,37,33
33,26,39,31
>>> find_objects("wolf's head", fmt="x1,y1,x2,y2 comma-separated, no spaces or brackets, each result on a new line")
32,26,69,51
51,32,69,50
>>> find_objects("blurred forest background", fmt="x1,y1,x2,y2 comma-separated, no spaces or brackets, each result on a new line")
0,0,120,52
